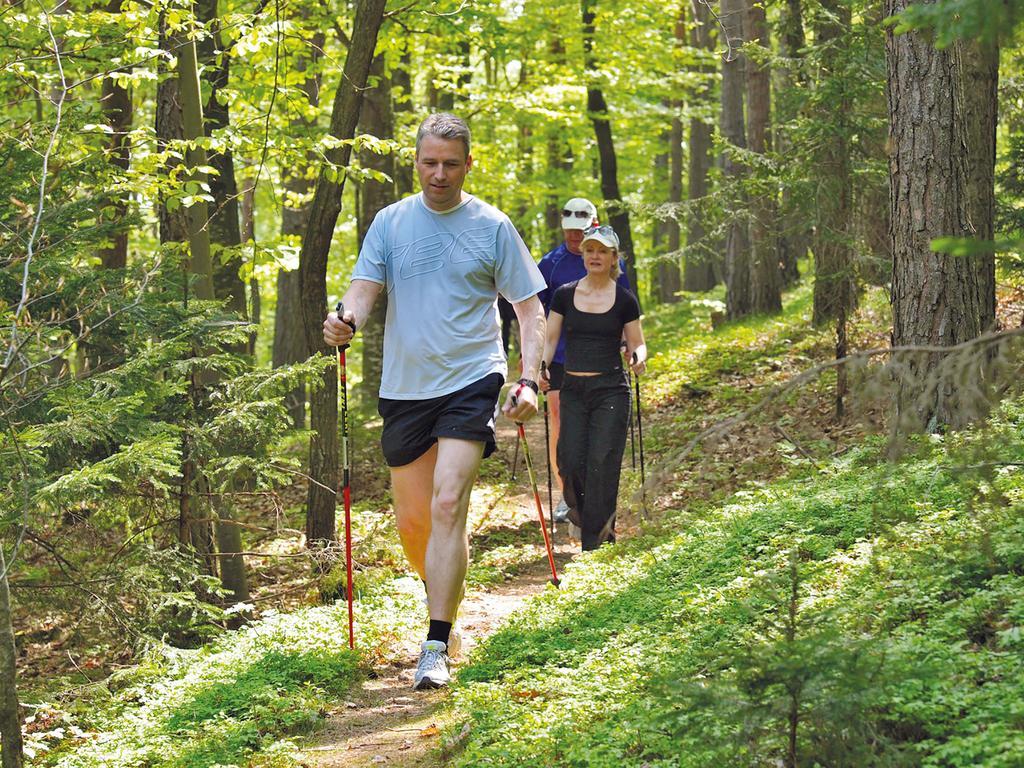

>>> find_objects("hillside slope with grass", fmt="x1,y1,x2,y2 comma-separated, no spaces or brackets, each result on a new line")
26,278,1024,768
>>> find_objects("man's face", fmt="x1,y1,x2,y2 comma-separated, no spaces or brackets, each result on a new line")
564,218,598,254
415,135,472,211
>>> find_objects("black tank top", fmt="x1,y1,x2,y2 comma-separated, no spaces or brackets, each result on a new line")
550,281,641,373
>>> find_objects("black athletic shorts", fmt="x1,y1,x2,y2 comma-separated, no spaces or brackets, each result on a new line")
546,362,565,392
377,372,504,467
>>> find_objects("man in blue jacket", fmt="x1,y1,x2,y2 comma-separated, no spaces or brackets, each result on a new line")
538,197,631,525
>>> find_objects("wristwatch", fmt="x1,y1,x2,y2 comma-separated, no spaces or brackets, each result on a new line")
516,378,539,395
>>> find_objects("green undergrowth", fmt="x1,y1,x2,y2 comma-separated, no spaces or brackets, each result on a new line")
445,406,1024,767
29,578,423,767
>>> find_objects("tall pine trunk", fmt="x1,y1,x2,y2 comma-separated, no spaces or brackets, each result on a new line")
298,0,387,547
746,0,781,314
776,0,807,287
811,0,856,326
684,0,718,292
582,0,640,299
658,6,684,304
720,0,751,319
886,1,997,429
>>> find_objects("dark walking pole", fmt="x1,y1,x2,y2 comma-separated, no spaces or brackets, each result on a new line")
335,301,356,649
624,345,636,470
542,364,554,538
632,353,647,517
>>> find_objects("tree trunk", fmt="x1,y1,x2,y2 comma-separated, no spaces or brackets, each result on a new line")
886,0,997,429
99,4,131,272
746,0,781,314
274,28,324,429
684,0,718,292
357,53,396,402
156,15,188,246
0,547,24,768
720,0,751,319
658,6,685,304
776,0,807,287
545,38,573,248
582,0,640,301
195,0,246,320
812,0,856,326
298,0,387,547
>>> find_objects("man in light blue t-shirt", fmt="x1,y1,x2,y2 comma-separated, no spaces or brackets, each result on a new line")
324,113,546,691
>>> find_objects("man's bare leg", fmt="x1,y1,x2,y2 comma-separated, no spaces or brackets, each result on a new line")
424,437,485,623
390,444,437,581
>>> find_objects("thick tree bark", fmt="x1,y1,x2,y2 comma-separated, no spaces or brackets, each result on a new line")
582,0,640,300
274,29,324,429
357,53,395,402
812,0,856,326
886,1,997,429
720,0,751,319
298,0,387,547
684,0,718,292
776,0,807,287
746,0,781,314
0,547,24,768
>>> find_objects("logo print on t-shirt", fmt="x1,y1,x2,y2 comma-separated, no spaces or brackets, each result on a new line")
395,227,497,280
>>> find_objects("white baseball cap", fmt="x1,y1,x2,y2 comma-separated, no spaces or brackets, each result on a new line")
561,197,598,231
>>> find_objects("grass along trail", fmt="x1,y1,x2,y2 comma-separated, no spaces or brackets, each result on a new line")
297,415,576,767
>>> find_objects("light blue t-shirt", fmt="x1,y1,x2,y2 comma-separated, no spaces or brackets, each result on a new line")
352,193,546,399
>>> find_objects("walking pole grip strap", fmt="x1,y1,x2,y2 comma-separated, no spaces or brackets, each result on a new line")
334,300,357,350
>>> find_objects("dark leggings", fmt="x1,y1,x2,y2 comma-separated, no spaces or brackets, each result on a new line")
556,370,630,551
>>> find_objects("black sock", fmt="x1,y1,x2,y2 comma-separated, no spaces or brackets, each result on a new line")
427,620,452,647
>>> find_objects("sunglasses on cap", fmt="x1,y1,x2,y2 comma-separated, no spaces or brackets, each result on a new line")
562,209,593,219
582,224,620,247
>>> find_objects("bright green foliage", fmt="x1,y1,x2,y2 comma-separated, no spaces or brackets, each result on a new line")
448,424,1024,767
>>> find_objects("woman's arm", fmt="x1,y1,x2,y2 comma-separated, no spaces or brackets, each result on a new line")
541,310,564,391
624,318,647,375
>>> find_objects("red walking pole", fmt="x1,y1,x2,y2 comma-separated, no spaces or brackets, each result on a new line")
335,301,355,649
517,421,560,587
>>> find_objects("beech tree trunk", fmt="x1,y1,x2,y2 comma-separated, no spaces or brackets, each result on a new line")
886,1,997,429
298,0,387,547
720,0,751,319
582,0,640,299
746,0,781,314
357,53,395,402
684,0,718,292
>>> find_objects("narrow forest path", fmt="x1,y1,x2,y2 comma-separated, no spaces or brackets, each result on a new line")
297,415,577,768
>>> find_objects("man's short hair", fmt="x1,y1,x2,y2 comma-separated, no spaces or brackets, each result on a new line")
416,113,471,158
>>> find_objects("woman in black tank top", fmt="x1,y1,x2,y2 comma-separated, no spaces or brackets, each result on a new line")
541,225,647,551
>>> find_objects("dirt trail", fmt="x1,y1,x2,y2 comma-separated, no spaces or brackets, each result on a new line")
298,419,574,768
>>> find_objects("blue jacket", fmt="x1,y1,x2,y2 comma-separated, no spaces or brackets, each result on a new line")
537,243,632,365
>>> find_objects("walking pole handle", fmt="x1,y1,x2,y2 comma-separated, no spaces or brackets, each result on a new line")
335,300,357,350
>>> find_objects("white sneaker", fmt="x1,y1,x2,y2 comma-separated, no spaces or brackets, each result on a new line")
553,498,570,523
413,640,451,690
